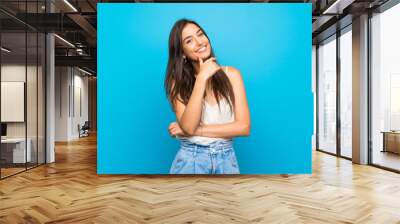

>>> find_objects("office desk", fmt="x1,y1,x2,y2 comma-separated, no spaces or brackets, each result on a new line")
1,138,32,163
381,131,400,154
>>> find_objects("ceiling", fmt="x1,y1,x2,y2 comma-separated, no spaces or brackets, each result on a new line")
0,0,393,75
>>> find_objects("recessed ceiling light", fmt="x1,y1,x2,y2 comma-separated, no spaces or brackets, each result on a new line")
1,47,11,53
77,67,93,76
63,0,78,12
322,0,354,15
54,34,75,48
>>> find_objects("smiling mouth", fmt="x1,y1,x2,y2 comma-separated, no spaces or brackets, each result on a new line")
196,45,207,53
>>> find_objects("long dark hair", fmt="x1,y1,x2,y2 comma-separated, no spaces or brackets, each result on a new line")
164,19,235,112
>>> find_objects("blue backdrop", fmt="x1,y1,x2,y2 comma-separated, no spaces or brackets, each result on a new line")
98,3,313,174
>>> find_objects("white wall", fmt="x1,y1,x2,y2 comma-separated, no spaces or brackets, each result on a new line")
55,67,89,141
55,66,69,141
72,72,89,138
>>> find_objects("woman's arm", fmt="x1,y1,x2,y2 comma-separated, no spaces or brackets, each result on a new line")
193,122,249,138
192,66,250,138
173,78,206,135
174,57,220,135
171,66,250,138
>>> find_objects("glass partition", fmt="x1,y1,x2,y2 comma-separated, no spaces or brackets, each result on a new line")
317,35,337,155
0,1,46,179
1,30,28,177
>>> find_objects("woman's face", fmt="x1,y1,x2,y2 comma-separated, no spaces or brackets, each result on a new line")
181,23,211,62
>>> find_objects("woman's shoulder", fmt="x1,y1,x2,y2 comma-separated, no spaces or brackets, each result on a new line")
222,66,240,74
222,66,243,81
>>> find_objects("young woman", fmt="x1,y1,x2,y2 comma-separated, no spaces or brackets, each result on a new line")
164,19,250,174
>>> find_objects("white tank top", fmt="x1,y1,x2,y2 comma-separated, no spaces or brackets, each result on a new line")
181,67,235,145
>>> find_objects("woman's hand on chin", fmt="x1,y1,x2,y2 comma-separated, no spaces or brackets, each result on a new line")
197,57,220,82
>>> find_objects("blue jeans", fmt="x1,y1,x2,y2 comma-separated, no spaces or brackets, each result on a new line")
170,139,240,174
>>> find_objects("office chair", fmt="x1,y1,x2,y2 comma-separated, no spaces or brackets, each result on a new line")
79,121,90,138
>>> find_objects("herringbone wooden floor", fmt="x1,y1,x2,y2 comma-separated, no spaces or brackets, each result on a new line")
1,134,400,224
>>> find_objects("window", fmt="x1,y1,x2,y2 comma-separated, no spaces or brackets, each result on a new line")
371,2,400,171
339,27,352,158
317,35,337,154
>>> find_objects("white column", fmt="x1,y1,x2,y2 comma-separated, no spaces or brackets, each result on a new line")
46,33,55,163
352,14,369,164
46,1,55,163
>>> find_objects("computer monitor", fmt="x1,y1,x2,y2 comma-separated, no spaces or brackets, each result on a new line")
1,123,7,137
